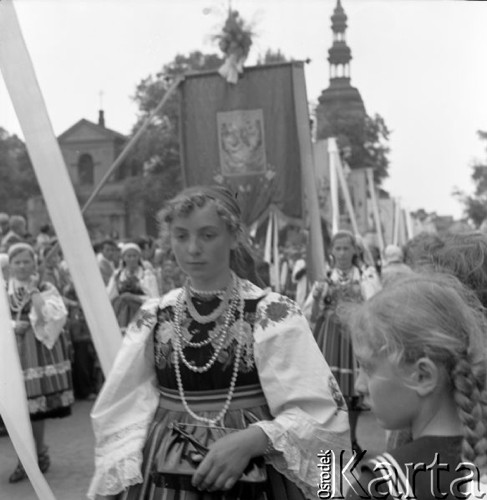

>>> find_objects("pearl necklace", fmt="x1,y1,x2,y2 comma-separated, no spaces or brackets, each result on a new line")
173,283,245,426
174,288,237,367
184,274,236,324
336,268,354,285
8,280,29,313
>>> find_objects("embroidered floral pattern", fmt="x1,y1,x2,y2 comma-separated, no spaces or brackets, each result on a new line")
28,390,74,414
328,375,347,412
153,305,257,373
24,360,71,380
259,296,302,330
133,307,156,330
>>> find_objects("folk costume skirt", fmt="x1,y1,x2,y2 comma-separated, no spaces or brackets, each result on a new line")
117,385,305,500
112,295,144,330
16,326,73,420
313,309,357,399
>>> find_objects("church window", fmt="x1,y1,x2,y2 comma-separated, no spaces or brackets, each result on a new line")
78,153,94,185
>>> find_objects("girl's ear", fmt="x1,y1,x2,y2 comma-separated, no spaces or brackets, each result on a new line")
409,357,440,397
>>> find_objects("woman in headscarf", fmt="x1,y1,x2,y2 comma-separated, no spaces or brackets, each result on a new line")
6,242,73,483
107,242,159,330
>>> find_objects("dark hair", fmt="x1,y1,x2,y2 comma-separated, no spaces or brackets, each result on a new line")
158,185,263,287
136,236,155,253
100,239,118,250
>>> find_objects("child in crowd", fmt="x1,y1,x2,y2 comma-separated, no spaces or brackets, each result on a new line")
345,273,487,499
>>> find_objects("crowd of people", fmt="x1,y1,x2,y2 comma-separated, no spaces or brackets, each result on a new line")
1,195,487,498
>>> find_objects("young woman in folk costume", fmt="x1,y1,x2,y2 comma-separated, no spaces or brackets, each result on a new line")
89,185,350,500
6,242,73,483
345,273,487,500
305,230,380,454
107,242,159,330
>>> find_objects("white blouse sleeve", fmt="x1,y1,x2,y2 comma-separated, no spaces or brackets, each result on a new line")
88,298,160,499
251,292,351,500
360,265,382,300
141,268,160,299
28,282,68,349
107,272,119,301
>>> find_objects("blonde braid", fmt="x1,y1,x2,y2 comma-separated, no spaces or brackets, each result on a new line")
452,356,487,473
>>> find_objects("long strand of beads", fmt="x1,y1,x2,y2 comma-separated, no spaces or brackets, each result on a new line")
178,317,229,348
174,289,237,372
173,289,245,426
184,273,236,325
178,291,236,349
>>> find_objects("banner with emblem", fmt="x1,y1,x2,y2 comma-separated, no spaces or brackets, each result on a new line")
179,62,305,226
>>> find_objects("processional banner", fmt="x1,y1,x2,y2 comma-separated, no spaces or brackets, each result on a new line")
179,62,305,226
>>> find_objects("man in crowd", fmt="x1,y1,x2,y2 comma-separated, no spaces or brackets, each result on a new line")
96,239,118,285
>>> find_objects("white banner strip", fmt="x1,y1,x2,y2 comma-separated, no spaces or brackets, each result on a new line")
366,168,385,252
0,0,122,376
327,139,341,235
0,273,57,500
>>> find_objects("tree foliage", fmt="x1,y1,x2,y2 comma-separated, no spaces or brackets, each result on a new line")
256,48,288,65
0,127,40,215
123,51,224,233
329,112,391,184
454,130,487,227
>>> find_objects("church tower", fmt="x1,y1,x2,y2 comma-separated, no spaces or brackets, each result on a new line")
315,0,366,144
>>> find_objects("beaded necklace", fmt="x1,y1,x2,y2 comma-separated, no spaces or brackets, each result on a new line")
8,280,29,313
173,280,245,426
183,273,235,324
335,267,355,285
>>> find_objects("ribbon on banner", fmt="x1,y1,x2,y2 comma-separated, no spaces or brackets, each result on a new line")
0,271,57,500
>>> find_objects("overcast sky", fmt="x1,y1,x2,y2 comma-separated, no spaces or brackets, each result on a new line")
1,0,486,219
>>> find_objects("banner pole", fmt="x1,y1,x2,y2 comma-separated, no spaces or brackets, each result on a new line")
334,148,360,236
393,198,401,246
38,75,183,271
328,139,340,235
81,76,183,213
292,64,326,282
366,168,385,253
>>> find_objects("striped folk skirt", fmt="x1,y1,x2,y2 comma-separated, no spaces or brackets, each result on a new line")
16,326,73,420
117,386,305,500
313,309,357,399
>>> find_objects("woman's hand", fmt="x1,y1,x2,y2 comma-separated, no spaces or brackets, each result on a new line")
14,320,30,335
26,273,40,293
191,426,268,492
312,280,327,300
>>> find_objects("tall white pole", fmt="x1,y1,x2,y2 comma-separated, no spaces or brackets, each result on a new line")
0,0,122,377
334,147,360,236
393,198,402,246
366,168,385,252
328,139,340,235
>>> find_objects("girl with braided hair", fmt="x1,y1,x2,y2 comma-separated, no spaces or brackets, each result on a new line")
89,185,350,500
345,272,487,499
